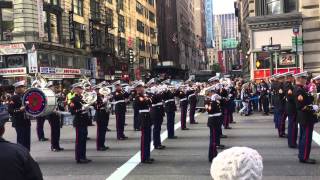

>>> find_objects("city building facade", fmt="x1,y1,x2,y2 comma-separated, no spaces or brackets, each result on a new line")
0,0,158,85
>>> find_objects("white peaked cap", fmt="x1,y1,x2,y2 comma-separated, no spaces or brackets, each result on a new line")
211,147,263,180
13,80,26,88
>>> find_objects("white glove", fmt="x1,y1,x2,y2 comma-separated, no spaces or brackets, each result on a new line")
82,105,90,111
313,105,319,112
228,94,233,98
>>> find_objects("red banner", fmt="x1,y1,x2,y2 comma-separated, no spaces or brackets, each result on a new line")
218,51,225,73
254,68,301,79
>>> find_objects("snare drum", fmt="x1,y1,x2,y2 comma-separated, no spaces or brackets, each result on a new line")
23,88,57,117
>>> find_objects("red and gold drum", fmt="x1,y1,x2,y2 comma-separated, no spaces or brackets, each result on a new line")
23,88,57,117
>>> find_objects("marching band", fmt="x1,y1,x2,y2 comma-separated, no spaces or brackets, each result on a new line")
2,70,320,164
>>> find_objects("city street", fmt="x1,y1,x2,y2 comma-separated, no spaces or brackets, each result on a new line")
3,111,320,180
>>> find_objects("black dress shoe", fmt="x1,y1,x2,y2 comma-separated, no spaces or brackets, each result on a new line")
230,121,237,124
134,128,141,131
106,128,111,132
155,145,166,150
97,146,109,151
220,135,228,138
142,159,153,164
225,127,232,129
279,134,287,138
149,158,155,162
58,147,64,151
181,128,190,130
40,138,49,142
300,159,316,164
118,136,128,140
124,123,128,126
51,148,59,152
86,137,91,140
216,145,225,149
168,136,178,139
289,145,297,149
77,159,92,164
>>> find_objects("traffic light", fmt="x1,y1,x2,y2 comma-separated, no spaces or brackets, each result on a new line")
129,49,134,64
256,60,261,69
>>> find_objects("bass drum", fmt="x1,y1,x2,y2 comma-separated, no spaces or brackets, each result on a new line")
23,88,57,117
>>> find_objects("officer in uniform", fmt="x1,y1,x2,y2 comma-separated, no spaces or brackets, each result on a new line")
283,72,297,148
46,81,64,152
36,116,48,141
8,80,31,151
177,86,189,130
149,82,166,150
205,86,223,162
134,82,154,163
131,84,140,131
277,73,287,138
259,80,269,115
220,87,232,129
112,80,129,140
187,85,198,124
94,86,110,151
162,82,178,139
0,118,43,180
271,74,280,128
294,71,317,164
69,83,91,164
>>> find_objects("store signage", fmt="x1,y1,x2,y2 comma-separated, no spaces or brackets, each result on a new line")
55,68,64,74
0,44,27,55
261,44,281,51
37,0,44,38
64,68,81,74
39,67,86,75
40,67,55,74
279,54,295,66
42,74,76,79
81,69,91,76
0,67,27,75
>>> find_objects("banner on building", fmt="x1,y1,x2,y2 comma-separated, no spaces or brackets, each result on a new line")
218,51,225,73
37,0,45,38
0,44,27,55
28,45,38,73
0,67,27,75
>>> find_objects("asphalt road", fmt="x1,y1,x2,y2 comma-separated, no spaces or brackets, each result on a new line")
3,111,320,180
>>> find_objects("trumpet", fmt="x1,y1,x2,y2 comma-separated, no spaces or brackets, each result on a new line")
78,76,97,108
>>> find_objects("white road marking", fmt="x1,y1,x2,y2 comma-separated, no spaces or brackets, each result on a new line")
106,113,201,180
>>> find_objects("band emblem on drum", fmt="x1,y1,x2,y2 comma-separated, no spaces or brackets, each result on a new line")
23,89,46,116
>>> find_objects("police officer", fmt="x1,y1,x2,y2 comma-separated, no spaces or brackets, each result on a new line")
36,116,48,141
47,81,64,152
177,86,189,130
94,86,110,151
163,84,178,139
283,72,297,148
112,80,129,140
134,82,154,163
149,83,166,150
259,79,269,115
205,87,223,162
294,71,317,164
69,83,91,164
187,85,198,124
0,118,43,180
8,81,31,151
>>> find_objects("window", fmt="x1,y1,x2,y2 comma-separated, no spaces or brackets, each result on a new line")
74,0,84,16
137,20,144,33
152,44,157,55
74,22,86,49
148,0,154,6
106,8,113,27
136,1,144,15
139,39,145,51
145,25,149,36
266,0,281,15
150,27,156,38
44,0,59,6
118,15,125,33
285,0,297,12
93,28,103,47
43,11,61,43
118,37,126,56
106,33,115,50
0,8,13,41
91,0,100,20
149,11,155,22
117,0,124,10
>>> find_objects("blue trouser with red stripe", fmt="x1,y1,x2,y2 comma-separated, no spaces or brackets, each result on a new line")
287,114,298,148
298,122,314,161
180,104,188,129
15,126,31,151
141,124,151,162
278,111,286,136
36,117,46,140
115,111,125,139
208,126,218,162
189,103,196,123
75,127,88,161
166,111,175,138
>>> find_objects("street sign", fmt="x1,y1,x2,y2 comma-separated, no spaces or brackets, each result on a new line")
293,26,299,35
261,44,281,51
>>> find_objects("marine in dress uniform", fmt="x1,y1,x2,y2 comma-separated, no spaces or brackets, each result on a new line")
36,116,48,141
277,73,287,138
283,73,298,148
271,74,280,128
205,87,223,162
8,81,31,151
149,84,166,150
131,88,140,131
69,83,92,164
134,82,154,164
177,86,189,130
187,85,198,124
112,81,129,140
94,88,110,151
0,118,43,180
46,81,64,152
220,87,232,129
294,72,317,164
162,85,178,139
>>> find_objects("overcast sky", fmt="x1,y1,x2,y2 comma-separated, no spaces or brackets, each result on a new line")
213,0,235,15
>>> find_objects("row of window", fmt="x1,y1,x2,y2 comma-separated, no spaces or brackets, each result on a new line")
136,1,155,22
255,0,297,16
136,20,156,38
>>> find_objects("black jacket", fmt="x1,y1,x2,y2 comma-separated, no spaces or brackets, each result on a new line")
0,138,43,180
7,94,31,127
284,82,296,115
69,95,90,127
294,85,316,125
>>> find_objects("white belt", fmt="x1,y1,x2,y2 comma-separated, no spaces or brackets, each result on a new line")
114,100,125,104
180,98,187,102
139,109,150,113
208,113,222,117
188,94,196,97
165,99,175,103
152,102,163,107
